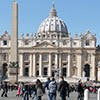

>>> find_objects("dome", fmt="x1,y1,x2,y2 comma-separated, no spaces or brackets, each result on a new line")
38,4,68,36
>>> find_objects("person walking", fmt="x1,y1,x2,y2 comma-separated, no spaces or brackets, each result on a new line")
44,77,51,100
77,80,84,100
23,83,29,100
58,76,69,100
36,79,45,100
16,83,21,97
1,82,8,97
49,77,57,100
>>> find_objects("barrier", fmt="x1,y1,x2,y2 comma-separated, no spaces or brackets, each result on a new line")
97,88,100,100
84,89,89,100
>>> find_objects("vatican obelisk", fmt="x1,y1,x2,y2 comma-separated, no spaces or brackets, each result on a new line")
9,0,18,82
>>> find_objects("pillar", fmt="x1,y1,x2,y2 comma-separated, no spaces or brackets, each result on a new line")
20,54,23,76
39,53,42,76
77,53,82,77
55,53,58,69
29,54,33,77
67,53,71,77
91,53,96,80
59,53,62,77
33,53,36,77
48,53,52,76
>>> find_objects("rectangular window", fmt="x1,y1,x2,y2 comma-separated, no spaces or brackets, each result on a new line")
3,40,7,45
23,53,29,61
62,54,68,61
24,40,29,45
43,68,47,76
43,54,48,61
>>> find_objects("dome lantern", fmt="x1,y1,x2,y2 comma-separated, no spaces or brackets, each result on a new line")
50,4,57,17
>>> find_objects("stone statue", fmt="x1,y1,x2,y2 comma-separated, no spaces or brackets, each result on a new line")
82,71,85,77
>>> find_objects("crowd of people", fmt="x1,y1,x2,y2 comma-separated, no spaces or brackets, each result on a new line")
0,76,99,100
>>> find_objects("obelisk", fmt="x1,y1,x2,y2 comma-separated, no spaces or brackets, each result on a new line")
9,0,18,82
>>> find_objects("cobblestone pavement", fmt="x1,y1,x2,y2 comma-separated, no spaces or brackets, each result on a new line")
0,90,97,100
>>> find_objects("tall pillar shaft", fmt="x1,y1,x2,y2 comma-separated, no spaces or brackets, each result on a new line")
39,54,42,76
90,53,96,80
77,54,82,77
33,53,36,77
67,54,71,77
59,53,62,77
11,1,18,62
48,53,52,76
55,53,58,69
20,54,23,76
29,54,33,77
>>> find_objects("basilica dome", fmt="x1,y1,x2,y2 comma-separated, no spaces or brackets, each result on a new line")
38,4,68,36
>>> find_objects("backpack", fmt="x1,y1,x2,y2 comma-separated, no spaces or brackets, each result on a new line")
49,82,57,94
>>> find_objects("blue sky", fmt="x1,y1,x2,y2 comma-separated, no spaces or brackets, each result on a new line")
0,0,100,45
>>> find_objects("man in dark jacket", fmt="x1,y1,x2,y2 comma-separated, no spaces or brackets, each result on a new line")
1,82,8,97
44,77,51,100
77,80,84,100
58,76,69,100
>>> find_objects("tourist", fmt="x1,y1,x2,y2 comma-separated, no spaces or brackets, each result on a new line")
58,76,69,100
76,80,84,100
1,82,8,97
16,83,21,97
49,77,57,100
36,79,45,100
23,83,29,100
44,77,51,100
31,83,37,100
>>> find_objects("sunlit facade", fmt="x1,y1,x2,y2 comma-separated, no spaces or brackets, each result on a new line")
0,1,99,82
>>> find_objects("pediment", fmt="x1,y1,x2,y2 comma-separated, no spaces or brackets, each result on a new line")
84,30,95,40
34,41,57,48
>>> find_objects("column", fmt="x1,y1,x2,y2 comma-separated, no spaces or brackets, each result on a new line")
77,53,82,77
29,54,33,77
20,54,23,76
39,53,42,76
91,53,96,80
59,53,62,77
67,53,71,77
55,53,58,69
48,53,52,76
33,53,36,77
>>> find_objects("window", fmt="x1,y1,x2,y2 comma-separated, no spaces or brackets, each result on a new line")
85,40,90,46
63,40,67,45
43,54,48,61
36,42,39,45
24,40,29,45
36,54,39,62
52,42,55,45
73,42,77,46
23,53,29,61
43,68,47,76
3,40,7,45
62,53,68,61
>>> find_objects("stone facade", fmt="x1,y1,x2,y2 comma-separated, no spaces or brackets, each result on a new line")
0,1,99,82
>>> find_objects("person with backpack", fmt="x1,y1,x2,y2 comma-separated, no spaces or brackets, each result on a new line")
49,77,57,100
58,76,69,100
44,77,51,100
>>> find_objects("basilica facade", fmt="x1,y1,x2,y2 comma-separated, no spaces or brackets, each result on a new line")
0,1,99,82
